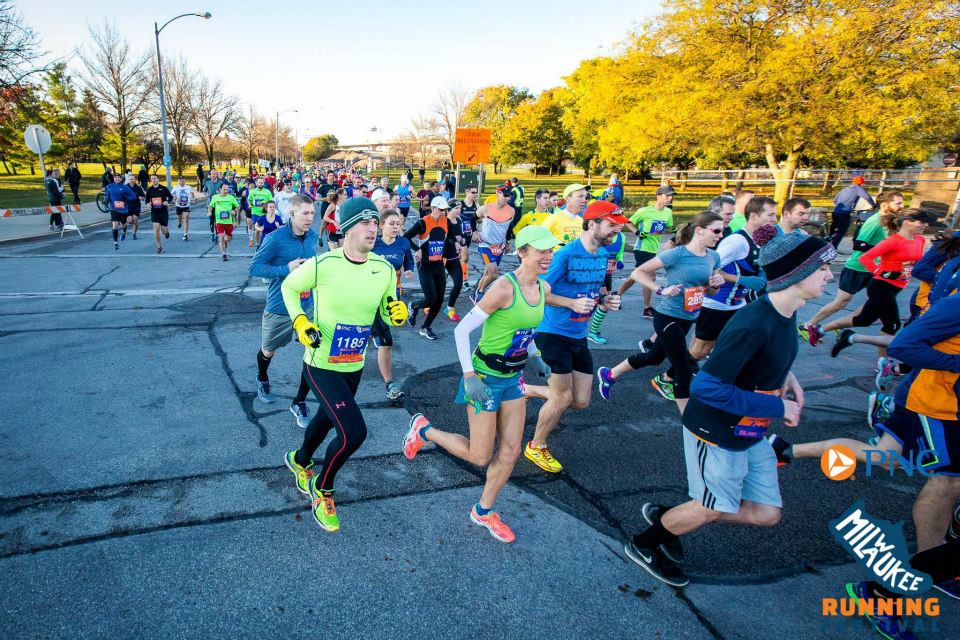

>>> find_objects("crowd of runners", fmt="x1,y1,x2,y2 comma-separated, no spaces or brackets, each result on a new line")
100,162,957,639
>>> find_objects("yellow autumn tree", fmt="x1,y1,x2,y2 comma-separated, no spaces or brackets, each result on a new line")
565,0,960,203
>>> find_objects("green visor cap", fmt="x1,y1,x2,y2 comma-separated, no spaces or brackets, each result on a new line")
515,224,559,250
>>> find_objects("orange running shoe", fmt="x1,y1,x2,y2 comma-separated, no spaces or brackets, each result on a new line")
470,506,516,543
403,413,431,460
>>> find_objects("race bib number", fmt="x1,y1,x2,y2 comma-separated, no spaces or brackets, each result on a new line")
217,210,231,222
299,290,311,301
488,244,504,257
732,389,782,438
151,197,163,207
606,257,617,274
901,262,914,282
683,286,705,312
461,219,472,234
327,323,371,364
252,197,265,208
570,291,597,322
113,200,126,211
428,240,444,261
649,220,667,235
505,328,535,358
178,196,189,206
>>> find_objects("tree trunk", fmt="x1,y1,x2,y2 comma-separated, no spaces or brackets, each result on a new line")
533,165,538,177
821,170,831,194
765,142,801,209
120,136,128,173
2,160,11,174
206,145,214,169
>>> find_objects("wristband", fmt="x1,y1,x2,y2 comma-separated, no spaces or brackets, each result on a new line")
656,286,664,296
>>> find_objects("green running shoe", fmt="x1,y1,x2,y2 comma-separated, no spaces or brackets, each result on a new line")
284,450,315,496
651,374,676,401
308,475,340,533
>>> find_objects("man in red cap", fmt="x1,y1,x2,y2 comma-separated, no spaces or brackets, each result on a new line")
522,200,627,473
829,174,876,249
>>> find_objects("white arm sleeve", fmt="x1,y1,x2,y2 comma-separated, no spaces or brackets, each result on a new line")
527,338,539,356
715,234,748,268
454,306,490,374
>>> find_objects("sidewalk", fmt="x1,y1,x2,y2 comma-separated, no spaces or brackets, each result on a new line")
0,202,109,244
0,197,212,244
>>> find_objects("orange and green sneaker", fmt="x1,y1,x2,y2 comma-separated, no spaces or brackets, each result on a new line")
307,475,340,532
284,450,315,495
470,505,516,543
524,442,562,473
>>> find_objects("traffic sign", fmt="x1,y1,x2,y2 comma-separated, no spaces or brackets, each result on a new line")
453,128,491,164
23,124,51,155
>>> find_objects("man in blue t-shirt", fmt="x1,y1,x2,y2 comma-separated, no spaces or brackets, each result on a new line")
523,201,627,474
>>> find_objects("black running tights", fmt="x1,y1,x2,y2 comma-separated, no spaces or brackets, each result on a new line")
445,259,463,308
414,264,446,328
294,365,365,492
626,311,694,399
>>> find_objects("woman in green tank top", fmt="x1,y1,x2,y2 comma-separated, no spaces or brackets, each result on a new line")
402,225,558,543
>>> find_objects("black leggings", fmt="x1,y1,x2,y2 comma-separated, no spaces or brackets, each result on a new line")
445,259,463,307
414,264,446,328
626,311,695,399
852,279,902,335
294,365,365,492
828,212,852,249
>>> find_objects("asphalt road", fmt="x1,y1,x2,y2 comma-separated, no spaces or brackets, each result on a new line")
0,211,955,639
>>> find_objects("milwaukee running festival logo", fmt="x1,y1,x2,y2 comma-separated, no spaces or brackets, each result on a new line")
821,445,856,480
829,500,932,595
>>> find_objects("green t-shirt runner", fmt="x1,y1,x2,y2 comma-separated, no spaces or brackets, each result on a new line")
629,205,673,254
210,194,239,223
473,273,545,378
728,212,746,233
281,248,395,373
843,212,888,272
248,187,274,219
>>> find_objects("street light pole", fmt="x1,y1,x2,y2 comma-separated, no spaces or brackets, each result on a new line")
275,109,298,169
155,11,212,190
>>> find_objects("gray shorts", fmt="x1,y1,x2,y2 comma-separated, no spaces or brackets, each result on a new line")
682,427,782,514
261,310,298,353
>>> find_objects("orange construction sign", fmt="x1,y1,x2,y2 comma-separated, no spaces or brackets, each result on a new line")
453,128,491,164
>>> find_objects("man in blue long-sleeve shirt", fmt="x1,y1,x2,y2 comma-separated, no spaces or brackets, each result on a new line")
248,194,320,427
104,173,138,250
624,232,836,587
829,175,876,248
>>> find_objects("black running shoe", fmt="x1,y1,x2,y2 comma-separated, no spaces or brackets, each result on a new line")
641,503,685,563
831,328,854,358
624,537,688,587
642,307,654,319
767,433,792,467
419,326,437,340
947,503,960,543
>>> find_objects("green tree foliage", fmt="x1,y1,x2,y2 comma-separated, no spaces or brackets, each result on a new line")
303,134,339,161
0,83,44,173
500,89,572,176
463,85,532,172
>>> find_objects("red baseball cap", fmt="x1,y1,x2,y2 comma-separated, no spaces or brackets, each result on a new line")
582,200,629,224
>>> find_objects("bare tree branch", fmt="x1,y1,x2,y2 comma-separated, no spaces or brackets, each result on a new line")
190,73,239,168
0,0,50,89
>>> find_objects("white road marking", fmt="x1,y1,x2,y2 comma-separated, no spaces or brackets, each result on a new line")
0,286,268,298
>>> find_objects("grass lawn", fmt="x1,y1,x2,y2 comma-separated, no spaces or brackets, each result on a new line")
0,162,913,224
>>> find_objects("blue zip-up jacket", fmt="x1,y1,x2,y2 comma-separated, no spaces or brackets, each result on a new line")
913,233,960,284
249,224,320,314
104,183,137,213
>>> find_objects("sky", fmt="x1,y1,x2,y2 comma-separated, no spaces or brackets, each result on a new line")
20,0,660,146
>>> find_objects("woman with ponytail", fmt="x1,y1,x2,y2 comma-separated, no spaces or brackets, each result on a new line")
597,211,725,414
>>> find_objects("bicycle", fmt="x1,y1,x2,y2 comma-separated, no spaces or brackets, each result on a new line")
801,207,828,237
95,188,109,213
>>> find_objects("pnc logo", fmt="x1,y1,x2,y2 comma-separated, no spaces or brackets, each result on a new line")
821,445,856,480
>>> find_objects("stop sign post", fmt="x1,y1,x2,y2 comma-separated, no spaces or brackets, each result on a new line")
23,124,52,181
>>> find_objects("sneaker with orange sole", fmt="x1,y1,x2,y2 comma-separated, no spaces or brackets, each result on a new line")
404,413,431,460
470,506,515,543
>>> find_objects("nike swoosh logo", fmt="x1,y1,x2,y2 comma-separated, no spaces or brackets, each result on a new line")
372,270,382,274
638,551,652,562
